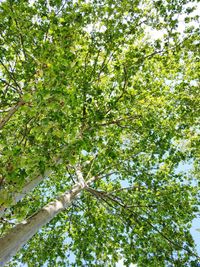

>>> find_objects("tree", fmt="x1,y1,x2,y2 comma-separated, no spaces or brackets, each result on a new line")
0,0,199,266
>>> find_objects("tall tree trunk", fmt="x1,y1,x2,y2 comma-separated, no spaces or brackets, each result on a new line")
0,159,62,217
0,182,85,266
0,170,52,218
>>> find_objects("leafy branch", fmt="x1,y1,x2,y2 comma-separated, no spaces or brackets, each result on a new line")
0,99,25,130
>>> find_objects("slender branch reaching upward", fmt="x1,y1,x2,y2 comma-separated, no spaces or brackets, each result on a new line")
0,100,25,130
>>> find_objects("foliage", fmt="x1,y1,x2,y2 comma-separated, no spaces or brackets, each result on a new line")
0,0,200,266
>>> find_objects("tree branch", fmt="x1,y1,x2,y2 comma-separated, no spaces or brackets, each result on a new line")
0,59,22,93
0,100,25,130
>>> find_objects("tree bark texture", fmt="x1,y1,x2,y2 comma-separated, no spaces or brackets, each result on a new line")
0,159,62,217
0,182,84,266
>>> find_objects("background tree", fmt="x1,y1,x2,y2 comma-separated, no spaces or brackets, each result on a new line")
0,0,199,266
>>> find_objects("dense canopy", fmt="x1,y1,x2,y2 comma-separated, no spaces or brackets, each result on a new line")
0,0,200,266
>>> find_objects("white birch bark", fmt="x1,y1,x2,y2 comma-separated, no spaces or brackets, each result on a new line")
0,159,62,217
0,182,84,266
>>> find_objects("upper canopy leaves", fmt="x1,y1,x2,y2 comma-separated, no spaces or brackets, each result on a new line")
0,0,199,266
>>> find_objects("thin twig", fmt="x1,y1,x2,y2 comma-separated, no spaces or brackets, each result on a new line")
0,59,22,93
0,78,20,92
